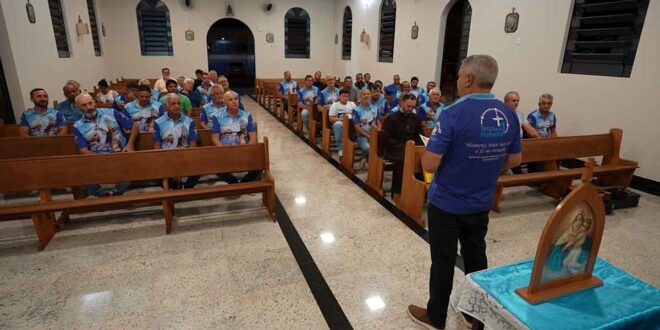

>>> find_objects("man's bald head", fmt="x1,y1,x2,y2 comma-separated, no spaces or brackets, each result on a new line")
223,90,239,112
165,93,181,116
75,93,97,115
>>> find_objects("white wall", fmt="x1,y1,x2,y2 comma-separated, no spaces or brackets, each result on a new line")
99,0,334,80
1,0,659,179
0,0,107,118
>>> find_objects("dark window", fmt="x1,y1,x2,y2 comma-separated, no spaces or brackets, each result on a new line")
378,0,396,63
136,0,173,56
342,6,352,60
48,0,70,58
561,0,650,77
87,0,101,56
285,7,310,59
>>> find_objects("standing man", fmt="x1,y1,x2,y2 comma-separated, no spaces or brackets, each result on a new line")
19,88,67,137
298,75,319,132
124,85,164,132
279,71,298,112
153,93,200,189
408,55,521,329
504,91,540,140
526,93,557,173
73,93,138,197
58,82,83,123
382,92,424,198
352,88,380,168
154,67,171,93
159,79,192,115
211,91,261,184
329,88,357,157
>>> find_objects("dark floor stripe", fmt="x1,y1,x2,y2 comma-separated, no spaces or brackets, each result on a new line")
252,96,466,273
274,195,353,330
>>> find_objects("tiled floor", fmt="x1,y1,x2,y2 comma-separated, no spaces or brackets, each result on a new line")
0,97,658,329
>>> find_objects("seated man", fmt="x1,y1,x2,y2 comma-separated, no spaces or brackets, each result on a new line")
209,70,219,86
196,72,214,99
96,79,118,108
319,74,339,110
383,89,398,115
193,69,204,90
279,70,298,111
364,73,374,90
527,93,558,173
211,91,261,184
181,78,204,108
352,88,380,168
19,88,67,137
139,79,160,103
410,76,428,104
113,80,139,112
153,93,200,189
176,76,185,92
426,81,437,94
158,79,192,115
298,75,320,131
344,76,360,102
217,75,245,110
329,88,357,157
420,87,446,128
200,85,225,129
504,91,539,174
73,93,138,197
354,73,366,90
58,82,83,123
123,85,164,132
382,92,424,198
153,67,171,93
370,84,387,117
313,71,326,90
384,74,402,96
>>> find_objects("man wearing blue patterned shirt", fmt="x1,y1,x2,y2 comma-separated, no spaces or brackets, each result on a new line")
279,71,298,112
410,76,428,105
58,82,83,123
352,88,380,168
113,81,139,112
420,87,446,128
73,94,138,197
154,93,200,189
123,85,164,132
369,84,387,117
318,75,340,110
298,75,319,131
200,85,225,130
211,91,261,184
19,88,67,137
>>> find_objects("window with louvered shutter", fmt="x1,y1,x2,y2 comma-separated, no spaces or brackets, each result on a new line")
561,0,650,77
378,0,396,63
342,7,352,60
285,8,310,59
136,0,173,56
48,0,70,58
87,0,101,56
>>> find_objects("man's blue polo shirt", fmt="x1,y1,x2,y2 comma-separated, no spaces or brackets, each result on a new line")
426,93,521,214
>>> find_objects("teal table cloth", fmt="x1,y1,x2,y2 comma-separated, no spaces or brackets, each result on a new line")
464,258,660,329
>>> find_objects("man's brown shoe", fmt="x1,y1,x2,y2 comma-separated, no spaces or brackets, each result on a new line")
407,305,445,330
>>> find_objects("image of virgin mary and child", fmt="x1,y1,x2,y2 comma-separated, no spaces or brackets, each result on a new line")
542,211,593,282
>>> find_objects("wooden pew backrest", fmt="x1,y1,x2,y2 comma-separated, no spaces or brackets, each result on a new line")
0,135,78,159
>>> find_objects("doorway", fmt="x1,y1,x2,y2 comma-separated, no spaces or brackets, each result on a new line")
439,0,472,103
207,18,255,94
0,57,15,124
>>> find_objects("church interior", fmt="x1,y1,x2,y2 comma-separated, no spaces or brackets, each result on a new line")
0,0,658,329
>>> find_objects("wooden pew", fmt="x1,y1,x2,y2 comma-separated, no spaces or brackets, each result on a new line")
365,128,389,196
493,128,638,212
321,107,333,157
340,115,358,173
0,124,74,137
0,135,78,160
308,104,321,143
287,94,303,132
0,138,276,250
136,129,215,151
394,141,427,227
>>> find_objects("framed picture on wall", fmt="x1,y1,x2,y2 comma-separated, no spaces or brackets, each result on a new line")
505,8,519,33
185,30,195,41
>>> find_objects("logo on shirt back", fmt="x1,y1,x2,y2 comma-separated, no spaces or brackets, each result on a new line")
480,108,509,138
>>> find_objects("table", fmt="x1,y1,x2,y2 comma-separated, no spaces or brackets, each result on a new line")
454,258,660,330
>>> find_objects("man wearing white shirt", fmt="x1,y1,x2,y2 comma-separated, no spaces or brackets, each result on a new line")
329,88,357,157
154,68,171,93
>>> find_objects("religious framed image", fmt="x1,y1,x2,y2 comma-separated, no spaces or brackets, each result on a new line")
516,170,605,304
266,32,274,43
504,8,519,33
26,0,36,24
411,22,419,40
185,30,195,41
